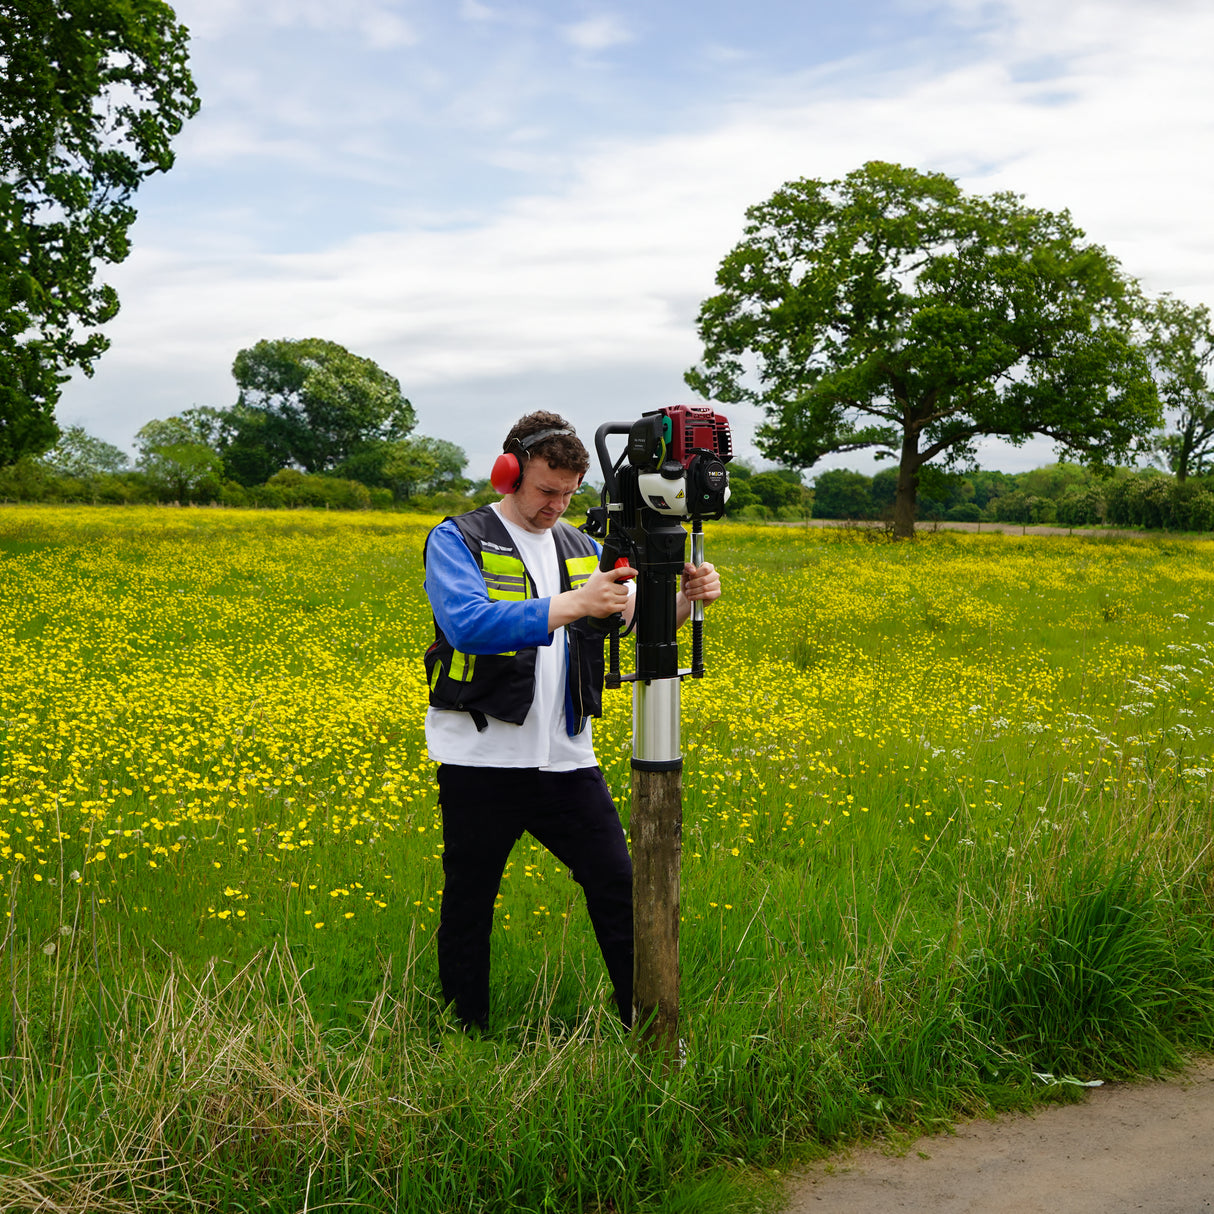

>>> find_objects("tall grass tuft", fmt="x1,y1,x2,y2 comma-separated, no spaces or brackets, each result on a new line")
966,861,1214,1079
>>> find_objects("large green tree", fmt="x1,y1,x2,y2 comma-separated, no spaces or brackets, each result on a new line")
228,338,416,478
811,469,872,520
1144,294,1214,483
686,161,1161,536
135,414,222,500
747,469,805,512
39,423,129,477
336,434,467,500
0,0,199,465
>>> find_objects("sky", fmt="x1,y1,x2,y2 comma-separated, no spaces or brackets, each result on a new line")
56,0,1214,483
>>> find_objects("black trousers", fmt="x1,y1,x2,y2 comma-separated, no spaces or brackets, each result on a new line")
435,764,633,1029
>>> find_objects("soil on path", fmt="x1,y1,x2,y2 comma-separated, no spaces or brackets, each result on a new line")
783,1061,1214,1213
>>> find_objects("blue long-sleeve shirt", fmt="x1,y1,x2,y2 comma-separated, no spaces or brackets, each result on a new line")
424,518,557,654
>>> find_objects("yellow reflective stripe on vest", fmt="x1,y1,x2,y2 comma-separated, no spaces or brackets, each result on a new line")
480,551,530,601
447,650,475,683
564,554,598,589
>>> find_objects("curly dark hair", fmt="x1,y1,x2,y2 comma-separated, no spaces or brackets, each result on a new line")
502,411,589,476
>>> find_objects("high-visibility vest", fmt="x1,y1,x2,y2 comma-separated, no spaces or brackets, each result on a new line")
424,506,605,731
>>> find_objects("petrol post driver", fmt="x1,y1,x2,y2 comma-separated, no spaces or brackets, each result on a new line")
582,405,731,1052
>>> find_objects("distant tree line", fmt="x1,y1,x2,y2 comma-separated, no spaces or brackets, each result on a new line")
0,338,481,511
714,463,811,520
810,462,1214,533
0,330,817,518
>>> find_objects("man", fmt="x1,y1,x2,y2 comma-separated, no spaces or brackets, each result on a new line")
423,410,721,1030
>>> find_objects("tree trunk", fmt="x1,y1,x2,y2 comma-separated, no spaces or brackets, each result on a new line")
893,429,921,539
631,765,681,1061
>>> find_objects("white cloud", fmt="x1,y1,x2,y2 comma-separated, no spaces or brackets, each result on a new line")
562,14,634,52
459,0,498,21
59,0,1214,476
358,10,417,48
185,0,416,47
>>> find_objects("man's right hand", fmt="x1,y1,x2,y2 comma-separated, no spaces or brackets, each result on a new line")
548,565,636,630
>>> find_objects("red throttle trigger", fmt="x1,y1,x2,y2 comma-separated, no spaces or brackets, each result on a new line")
613,557,637,582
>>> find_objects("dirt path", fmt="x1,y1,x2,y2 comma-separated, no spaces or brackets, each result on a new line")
783,1061,1214,1213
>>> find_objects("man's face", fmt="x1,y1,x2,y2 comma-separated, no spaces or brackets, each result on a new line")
502,460,582,533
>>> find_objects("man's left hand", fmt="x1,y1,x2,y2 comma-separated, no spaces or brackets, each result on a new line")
680,561,721,605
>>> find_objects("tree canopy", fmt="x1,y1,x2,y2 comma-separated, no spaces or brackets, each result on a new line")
747,469,805,512
1144,294,1214,482
686,161,1162,536
0,0,199,465
228,338,417,478
811,469,873,520
380,436,468,499
39,424,129,478
135,415,222,500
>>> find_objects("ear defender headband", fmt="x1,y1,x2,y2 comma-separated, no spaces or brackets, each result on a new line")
490,427,575,494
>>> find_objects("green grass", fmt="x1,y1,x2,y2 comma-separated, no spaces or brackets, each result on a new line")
1,508,1214,1211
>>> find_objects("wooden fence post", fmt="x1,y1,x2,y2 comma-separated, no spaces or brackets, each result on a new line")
631,763,681,1059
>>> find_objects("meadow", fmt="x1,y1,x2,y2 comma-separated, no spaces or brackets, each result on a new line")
2,505,1213,1213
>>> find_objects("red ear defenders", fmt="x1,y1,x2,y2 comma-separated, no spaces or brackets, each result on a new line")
490,427,574,494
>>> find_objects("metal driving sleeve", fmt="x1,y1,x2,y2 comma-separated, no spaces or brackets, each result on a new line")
690,520,705,678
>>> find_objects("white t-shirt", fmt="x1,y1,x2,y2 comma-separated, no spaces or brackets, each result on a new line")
425,505,599,772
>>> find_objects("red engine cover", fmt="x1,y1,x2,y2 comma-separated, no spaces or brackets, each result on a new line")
663,404,732,465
